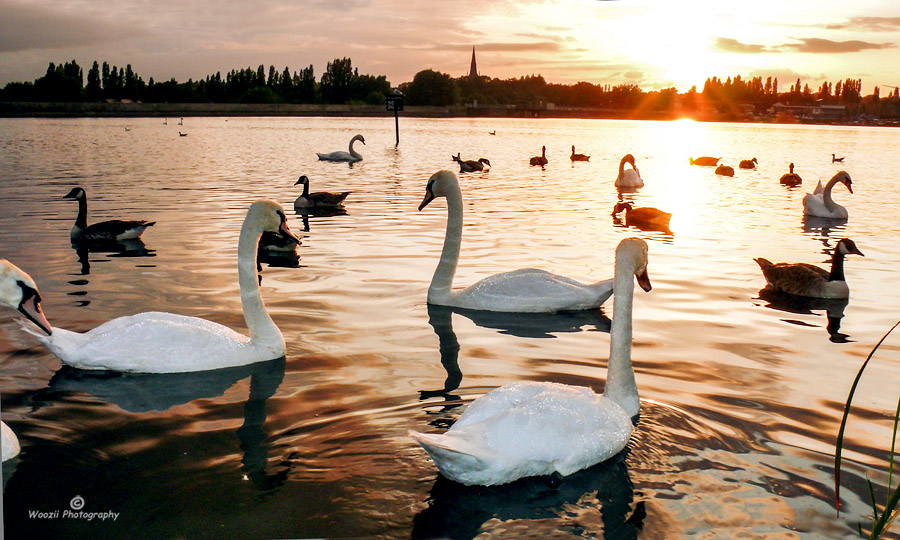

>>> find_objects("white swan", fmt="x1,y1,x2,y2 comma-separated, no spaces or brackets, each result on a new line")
803,171,852,219
615,154,643,188
24,200,299,373
1,421,19,461
418,170,614,313
410,237,651,486
317,134,365,162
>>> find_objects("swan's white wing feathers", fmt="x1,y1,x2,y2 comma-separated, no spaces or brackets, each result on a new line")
414,382,633,485
455,269,613,312
33,312,262,373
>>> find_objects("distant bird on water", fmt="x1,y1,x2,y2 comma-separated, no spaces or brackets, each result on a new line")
529,146,548,166
570,146,590,162
63,187,155,242
715,164,735,177
832,153,845,163
739,157,758,169
779,163,802,186
453,154,491,172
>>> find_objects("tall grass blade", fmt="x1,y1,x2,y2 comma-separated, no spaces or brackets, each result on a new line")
834,320,900,514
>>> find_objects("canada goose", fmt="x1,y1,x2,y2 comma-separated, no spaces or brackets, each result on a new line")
755,238,863,298
832,154,844,163
453,155,491,172
293,175,351,209
63,187,155,242
739,158,758,169
612,202,671,228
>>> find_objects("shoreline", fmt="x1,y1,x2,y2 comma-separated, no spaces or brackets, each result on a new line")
1,101,895,127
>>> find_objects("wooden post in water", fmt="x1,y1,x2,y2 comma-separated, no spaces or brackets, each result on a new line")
386,94,404,146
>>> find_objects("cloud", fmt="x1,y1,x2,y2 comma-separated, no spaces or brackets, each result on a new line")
712,36,895,55
825,17,900,32
0,2,139,53
713,38,767,54
779,38,895,53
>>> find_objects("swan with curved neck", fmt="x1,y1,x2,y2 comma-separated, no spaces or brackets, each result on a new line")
317,134,365,162
755,238,863,298
615,154,643,188
418,170,614,312
803,171,852,218
64,187,155,242
410,237,651,486
24,200,299,373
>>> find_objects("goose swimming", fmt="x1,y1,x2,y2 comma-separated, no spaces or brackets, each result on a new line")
755,238,863,298
293,175,351,209
64,187,155,242
570,146,590,162
317,134,365,162
453,154,491,172
529,146,548,166
410,237,651,486
417,170,614,313
779,163,802,186
24,200,299,373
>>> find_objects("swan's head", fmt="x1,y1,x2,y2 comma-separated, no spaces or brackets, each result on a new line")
352,134,366,145
294,175,309,186
0,260,52,335
612,202,633,216
615,238,651,292
836,238,864,257
834,171,853,194
621,154,636,166
418,170,458,211
63,187,86,200
246,200,300,244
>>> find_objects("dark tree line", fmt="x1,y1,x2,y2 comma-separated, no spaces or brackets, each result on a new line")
0,58,390,105
4,58,900,119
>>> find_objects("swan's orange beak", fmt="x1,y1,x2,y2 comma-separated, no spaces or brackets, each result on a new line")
845,181,853,194
636,268,652,292
418,188,435,211
279,220,301,244
19,292,52,335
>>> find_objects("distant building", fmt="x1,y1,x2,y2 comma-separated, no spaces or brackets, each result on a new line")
770,102,847,121
468,47,478,80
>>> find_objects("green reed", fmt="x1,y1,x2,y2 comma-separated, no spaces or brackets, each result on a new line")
834,320,900,538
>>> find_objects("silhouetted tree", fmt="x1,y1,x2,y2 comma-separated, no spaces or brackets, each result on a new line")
320,57,355,103
86,61,102,101
403,70,458,106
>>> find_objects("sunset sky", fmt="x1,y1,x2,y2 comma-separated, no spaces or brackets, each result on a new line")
1,0,898,94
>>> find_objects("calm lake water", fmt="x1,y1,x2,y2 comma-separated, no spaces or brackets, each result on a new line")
1,116,900,539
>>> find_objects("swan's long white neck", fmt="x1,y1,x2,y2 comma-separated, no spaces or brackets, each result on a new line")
618,157,628,175
822,175,841,211
603,258,639,419
349,138,362,160
428,185,463,304
237,220,283,348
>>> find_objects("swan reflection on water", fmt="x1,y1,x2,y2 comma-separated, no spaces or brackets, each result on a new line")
40,357,287,491
756,288,850,343
412,448,644,540
419,304,612,418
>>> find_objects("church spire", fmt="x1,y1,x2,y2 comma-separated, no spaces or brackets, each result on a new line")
468,46,478,80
